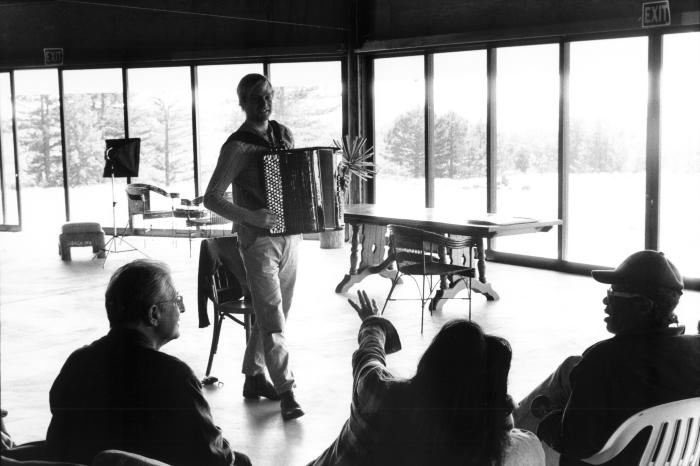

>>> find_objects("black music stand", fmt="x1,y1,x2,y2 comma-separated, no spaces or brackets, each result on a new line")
102,138,147,264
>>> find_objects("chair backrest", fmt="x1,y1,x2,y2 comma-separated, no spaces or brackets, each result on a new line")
126,183,169,219
387,224,475,274
583,398,700,466
211,263,247,306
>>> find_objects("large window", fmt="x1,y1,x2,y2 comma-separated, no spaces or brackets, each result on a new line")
196,63,262,192
374,56,425,207
63,69,125,225
659,32,700,277
1,72,19,226
128,67,194,200
567,37,648,265
494,44,559,258
433,51,487,214
270,61,342,148
14,69,65,230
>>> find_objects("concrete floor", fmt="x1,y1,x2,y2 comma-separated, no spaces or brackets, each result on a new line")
2,230,699,466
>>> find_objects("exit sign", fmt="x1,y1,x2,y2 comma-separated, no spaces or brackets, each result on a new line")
43,48,64,66
642,1,671,27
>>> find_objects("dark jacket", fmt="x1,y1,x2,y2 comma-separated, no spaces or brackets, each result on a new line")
537,327,700,466
46,328,235,466
197,236,249,328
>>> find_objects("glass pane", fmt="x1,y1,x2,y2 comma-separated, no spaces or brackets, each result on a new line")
63,69,125,226
659,32,700,277
1,72,19,226
433,50,487,215
567,37,648,266
270,61,342,148
128,67,194,202
14,69,65,231
197,63,262,193
374,56,425,207
495,44,559,258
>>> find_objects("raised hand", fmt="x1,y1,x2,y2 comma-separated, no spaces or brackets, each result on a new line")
348,289,379,321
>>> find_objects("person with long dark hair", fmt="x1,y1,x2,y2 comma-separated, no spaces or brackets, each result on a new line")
307,291,544,466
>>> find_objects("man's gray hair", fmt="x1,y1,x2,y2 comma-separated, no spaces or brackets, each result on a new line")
105,259,172,327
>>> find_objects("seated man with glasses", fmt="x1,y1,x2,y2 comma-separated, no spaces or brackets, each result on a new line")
43,259,251,466
513,250,700,466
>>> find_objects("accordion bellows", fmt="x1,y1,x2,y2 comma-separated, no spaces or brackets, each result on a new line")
262,147,343,235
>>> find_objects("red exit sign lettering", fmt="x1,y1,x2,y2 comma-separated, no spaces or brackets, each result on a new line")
642,1,671,27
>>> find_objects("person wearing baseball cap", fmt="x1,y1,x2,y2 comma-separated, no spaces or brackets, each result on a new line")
513,250,700,466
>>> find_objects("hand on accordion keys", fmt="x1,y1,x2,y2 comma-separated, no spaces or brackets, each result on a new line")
246,208,279,229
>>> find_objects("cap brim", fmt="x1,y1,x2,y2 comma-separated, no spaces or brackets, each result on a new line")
591,269,616,284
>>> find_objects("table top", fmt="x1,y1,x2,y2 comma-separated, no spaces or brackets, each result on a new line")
343,203,561,238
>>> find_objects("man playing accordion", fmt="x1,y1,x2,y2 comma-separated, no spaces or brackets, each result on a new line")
204,73,304,421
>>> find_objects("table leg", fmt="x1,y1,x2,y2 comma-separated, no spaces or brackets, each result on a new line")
476,237,486,283
335,223,398,293
430,238,499,310
336,222,362,293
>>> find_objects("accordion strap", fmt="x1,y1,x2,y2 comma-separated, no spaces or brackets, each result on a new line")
225,120,284,149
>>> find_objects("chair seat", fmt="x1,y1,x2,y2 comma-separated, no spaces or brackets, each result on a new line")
61,222,103,234
400,263,475,277
219,299,254,315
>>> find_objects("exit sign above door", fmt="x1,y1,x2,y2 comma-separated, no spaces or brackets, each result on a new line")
642,1,671,27
43,48,64,66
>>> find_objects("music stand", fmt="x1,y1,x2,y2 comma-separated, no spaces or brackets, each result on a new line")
102,138,147,263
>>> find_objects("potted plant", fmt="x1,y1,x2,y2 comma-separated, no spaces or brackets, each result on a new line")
319,135,376,249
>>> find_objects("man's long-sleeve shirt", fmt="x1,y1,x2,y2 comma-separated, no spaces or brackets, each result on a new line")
46,328,236,466
537,327,700,465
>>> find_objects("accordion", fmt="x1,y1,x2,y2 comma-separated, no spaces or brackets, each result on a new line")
262,147,343,235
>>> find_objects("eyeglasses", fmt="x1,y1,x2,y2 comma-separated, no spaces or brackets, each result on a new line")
155,294,185,313
606,288,653,305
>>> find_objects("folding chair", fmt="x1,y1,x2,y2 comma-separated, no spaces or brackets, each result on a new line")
382,224,476,333
199,238,254,385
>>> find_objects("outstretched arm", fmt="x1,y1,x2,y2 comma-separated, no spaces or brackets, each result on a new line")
350,291,402,402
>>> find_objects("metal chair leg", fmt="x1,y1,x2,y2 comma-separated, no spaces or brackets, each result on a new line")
381,273,401,315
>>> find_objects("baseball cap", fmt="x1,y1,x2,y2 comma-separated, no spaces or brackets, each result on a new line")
591,250,683,292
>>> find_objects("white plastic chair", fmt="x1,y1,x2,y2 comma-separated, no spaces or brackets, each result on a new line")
583,398,700,466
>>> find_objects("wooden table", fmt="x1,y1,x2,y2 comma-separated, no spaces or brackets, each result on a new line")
335,203,561,307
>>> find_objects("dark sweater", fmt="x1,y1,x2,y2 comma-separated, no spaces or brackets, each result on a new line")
46,328,235,466
538,327,700,466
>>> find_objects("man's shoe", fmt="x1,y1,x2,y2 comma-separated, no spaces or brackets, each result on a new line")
280,390,304,421
242,374,280,401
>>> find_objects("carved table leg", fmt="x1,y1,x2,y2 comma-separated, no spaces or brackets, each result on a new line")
335,222,362,293
430,238,499,310
335,223,399,293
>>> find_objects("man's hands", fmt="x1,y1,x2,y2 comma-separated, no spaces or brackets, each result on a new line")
348,290,379,321
246,208,278,229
